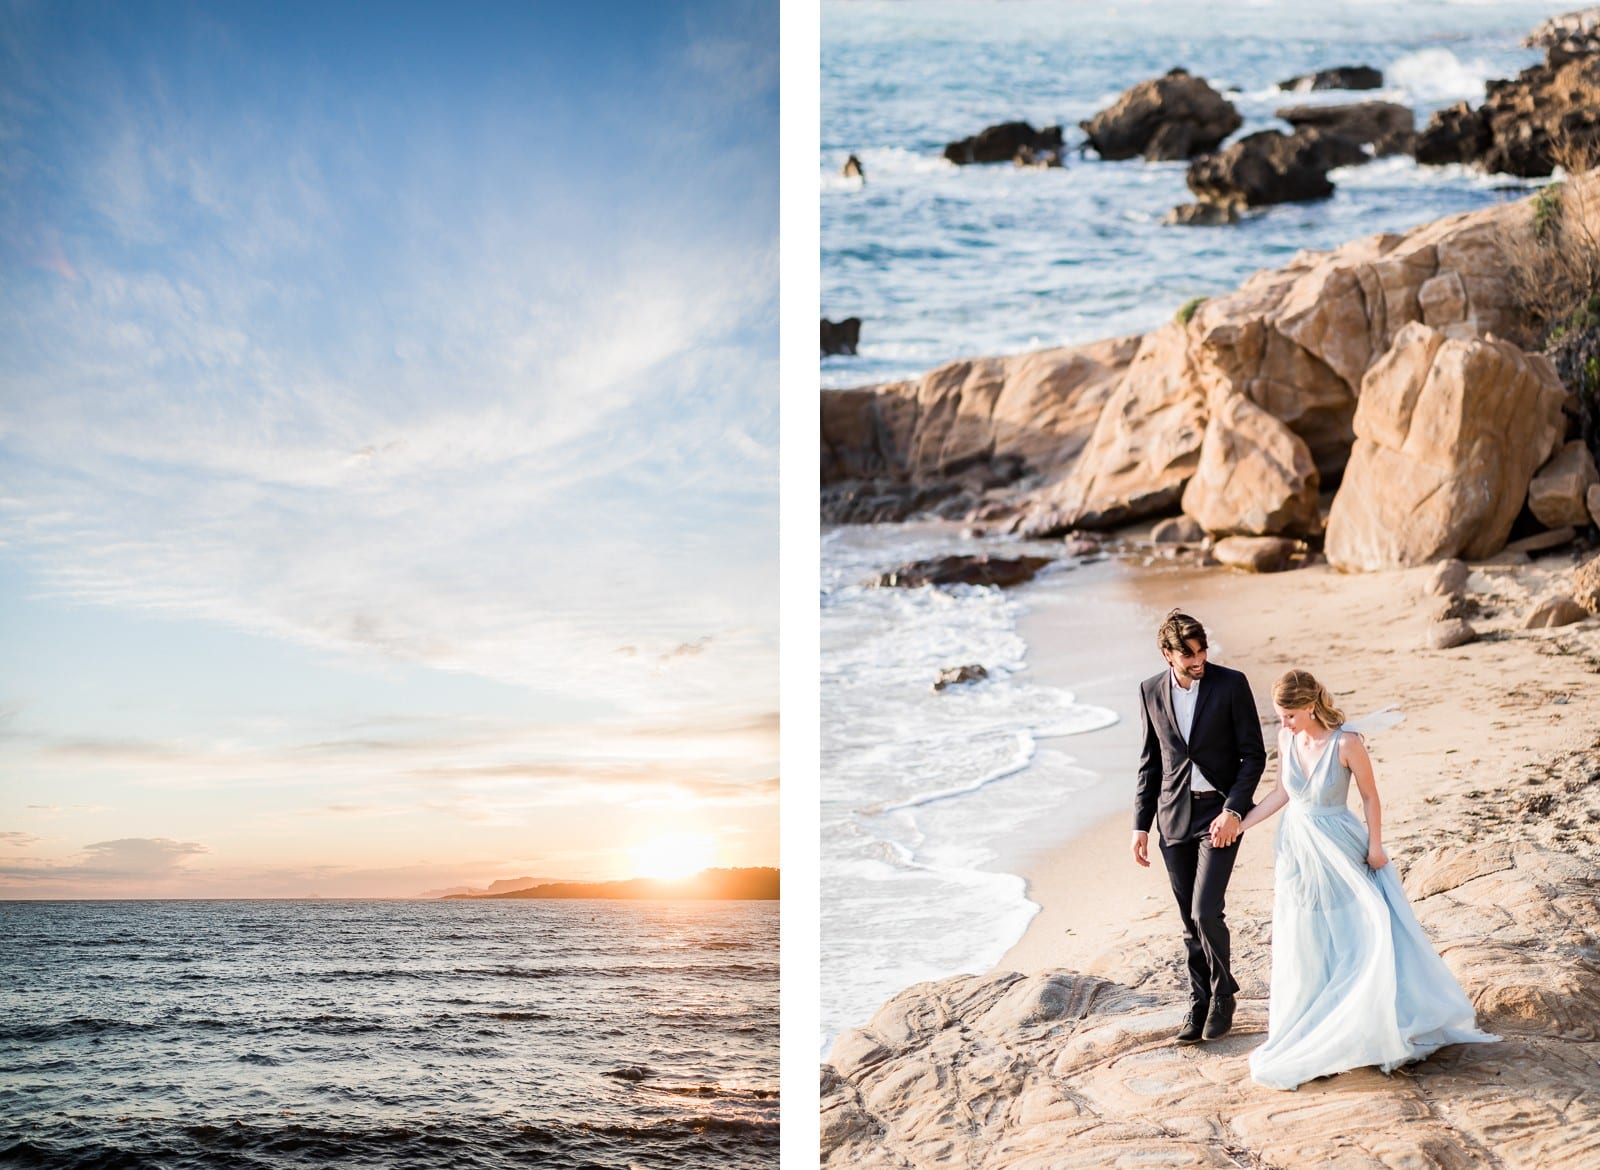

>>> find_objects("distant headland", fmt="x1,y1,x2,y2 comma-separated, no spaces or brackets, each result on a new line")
441,866,779,901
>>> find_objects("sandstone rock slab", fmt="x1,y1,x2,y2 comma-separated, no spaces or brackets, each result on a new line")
1181,393,1321,536
1325,323,1566,569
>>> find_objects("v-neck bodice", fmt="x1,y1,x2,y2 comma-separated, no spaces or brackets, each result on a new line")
1282,726,1352,811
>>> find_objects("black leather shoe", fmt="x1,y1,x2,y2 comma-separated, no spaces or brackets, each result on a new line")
1176,1001,1208,1044
1203,995,1236,1041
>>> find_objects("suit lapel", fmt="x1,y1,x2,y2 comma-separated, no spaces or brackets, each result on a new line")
1190,670,1217,743
1158,672,1181,744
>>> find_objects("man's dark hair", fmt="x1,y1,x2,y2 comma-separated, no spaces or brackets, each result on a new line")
1157,609,1207,656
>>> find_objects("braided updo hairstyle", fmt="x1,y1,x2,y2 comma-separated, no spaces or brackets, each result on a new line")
1272,670,1346,729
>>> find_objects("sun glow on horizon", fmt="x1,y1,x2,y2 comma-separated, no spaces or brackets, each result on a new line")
629,831,718,881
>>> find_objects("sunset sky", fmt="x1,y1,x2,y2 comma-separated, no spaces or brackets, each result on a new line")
0,0,777,897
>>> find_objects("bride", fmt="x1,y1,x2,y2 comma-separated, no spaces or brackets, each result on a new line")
1235,670,1498,1090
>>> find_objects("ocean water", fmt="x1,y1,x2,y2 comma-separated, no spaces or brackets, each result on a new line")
822,0,1569,388
820,0,1568,1047
821,525,1119,1047
0,899,777,1169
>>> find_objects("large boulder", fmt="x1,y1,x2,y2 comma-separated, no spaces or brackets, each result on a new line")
1079,68,1241,161
1276,101,1415,157
1325,323,1567,569
1181,393,1321,536
1187,129,1365,208
1278,65,1384,92
943,121,1064,166
1022,322,1207,532
1528,439,1600,527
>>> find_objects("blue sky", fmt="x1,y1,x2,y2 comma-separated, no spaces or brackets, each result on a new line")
0,0,778,897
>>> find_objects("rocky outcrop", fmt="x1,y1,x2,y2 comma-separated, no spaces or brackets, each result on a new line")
823,317,862,356
1526,7,1600,66
944,122,1064,166
1186,129,1364,209
824,173,1600,555
1079,69,1241,162
821,339,1140,522
822,842,1600,1170
1276,100,1415,157
1324,323,1567,569
1417,54,1600,177
1277,65,1384,92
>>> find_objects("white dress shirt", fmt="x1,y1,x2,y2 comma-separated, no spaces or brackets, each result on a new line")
1170,670,1218,793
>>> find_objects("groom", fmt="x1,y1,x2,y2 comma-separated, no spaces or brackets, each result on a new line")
1131,609,1265,1044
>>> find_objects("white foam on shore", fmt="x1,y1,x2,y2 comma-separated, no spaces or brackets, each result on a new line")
821,526,1116,1050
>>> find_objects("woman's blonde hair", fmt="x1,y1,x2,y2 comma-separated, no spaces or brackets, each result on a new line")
1273,670,1345,729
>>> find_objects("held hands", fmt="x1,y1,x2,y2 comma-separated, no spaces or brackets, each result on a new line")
1208,810,1243,849
1366,843,1389,870
1131,830,1150,868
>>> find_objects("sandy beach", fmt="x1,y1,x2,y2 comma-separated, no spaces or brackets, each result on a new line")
1002,548,1600,982
825,543,1600,1168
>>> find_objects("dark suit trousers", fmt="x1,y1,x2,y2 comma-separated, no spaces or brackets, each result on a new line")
1157,792,1241,1005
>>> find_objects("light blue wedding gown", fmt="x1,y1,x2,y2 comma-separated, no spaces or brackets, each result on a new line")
1249,726,1498,1091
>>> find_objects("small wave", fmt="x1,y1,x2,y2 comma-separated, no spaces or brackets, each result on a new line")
0,1017,147,1043
475,1010,552,1021
1387,47,1494,104
603,1065,655,1081
236,1052,282,1066
872,731,1034,813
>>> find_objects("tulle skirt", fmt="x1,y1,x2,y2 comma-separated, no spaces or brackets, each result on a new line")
1249,803,1498,1091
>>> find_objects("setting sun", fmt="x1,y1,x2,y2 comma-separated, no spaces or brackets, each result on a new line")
629,832,718,881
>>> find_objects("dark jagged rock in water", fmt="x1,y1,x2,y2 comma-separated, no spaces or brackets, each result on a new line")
1079,68,1241,161
1416,54,1600,177
822,316,861,356
932,664,988,691
842,153,864,179
1276,101,1415,157
1415,101,1493,165
1187,129,1365,208
942,121,1064,165
867,554,1053,589
1277,65,1384,92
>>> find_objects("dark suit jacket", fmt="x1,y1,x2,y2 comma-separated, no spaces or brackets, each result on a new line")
1134,661,1266,843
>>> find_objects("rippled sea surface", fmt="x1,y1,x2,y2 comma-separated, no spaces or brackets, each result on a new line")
0,899,777,1169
